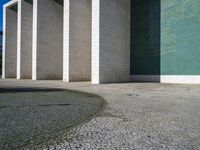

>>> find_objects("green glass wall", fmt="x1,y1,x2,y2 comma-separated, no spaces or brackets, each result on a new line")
161,0,200,75
131,0,200,75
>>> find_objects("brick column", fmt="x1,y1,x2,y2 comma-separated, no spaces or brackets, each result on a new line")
32,0,63,80
92,0,130,84
2,1,18,78
63,0,91,82
17,0,33,79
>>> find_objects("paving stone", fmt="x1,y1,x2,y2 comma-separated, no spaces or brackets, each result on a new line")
1,79,200,149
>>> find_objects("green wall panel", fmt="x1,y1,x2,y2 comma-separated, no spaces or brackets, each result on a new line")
161,0,200,75
131,0,200,75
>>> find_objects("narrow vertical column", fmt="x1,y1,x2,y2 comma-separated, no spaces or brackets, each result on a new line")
32,0,63,80
63,0,69,82
2,1,18,78
17,0,33,79
91,0,100,83
63,0,91,82
32,0,37,80
92,0,131,83
2,5,6,78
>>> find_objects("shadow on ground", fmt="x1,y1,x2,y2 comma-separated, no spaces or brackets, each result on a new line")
0,86,106,150
0,87,64,93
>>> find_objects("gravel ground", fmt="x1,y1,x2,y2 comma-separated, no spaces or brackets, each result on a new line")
1,79,200,150
0,83,105,150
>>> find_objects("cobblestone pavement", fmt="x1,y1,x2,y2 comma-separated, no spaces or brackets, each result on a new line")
1,79,200,150
0,81,105,150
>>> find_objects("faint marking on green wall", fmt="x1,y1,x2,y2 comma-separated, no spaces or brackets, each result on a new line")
161,0,200,75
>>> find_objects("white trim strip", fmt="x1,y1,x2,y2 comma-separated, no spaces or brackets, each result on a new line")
17,0,21,79
4,0,18,8
2,5,6,78
161,75,200,84
32,0,38,80
63,0,70,82
91,0,100,84
131,75,200,84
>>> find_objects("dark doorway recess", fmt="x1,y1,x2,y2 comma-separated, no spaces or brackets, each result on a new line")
131,0,161,76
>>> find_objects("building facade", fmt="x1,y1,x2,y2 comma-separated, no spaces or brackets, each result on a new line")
2,0,200,84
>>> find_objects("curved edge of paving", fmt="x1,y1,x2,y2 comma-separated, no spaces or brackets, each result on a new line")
35,89,108,149
55,89,108,129
0,85,107,150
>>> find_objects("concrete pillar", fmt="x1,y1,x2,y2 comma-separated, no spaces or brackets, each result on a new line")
63,0,91,82
92,0,130,84
2,1,18,78
32,0,63,80
17,0,33,79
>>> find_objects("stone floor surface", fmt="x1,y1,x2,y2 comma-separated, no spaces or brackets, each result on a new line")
1,79,200,150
